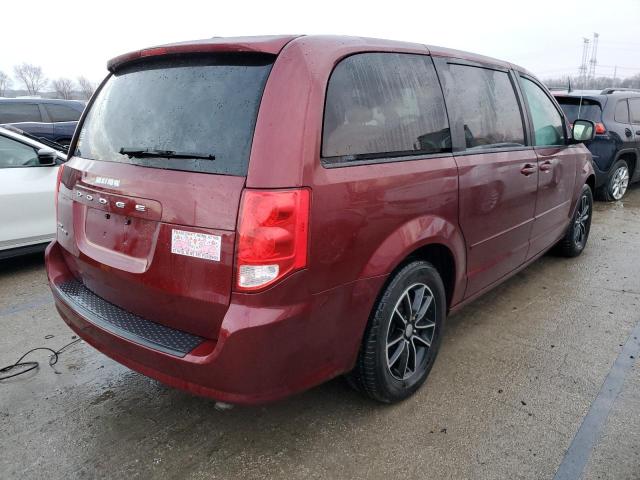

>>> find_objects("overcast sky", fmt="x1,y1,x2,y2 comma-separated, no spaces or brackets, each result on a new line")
2,0,639,87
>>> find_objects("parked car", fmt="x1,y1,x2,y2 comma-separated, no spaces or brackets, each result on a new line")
0,98,84,146
46,35,595,405
0,126,66,259
554,89,640,201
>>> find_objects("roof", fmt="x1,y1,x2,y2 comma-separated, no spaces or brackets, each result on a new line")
553,89,640,99
107,34,531,74
0,98,85,107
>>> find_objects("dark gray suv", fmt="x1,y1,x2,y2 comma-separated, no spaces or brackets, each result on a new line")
555,89,640,201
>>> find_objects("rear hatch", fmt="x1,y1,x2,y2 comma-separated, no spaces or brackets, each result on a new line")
555,96,603,125
56,53,274,339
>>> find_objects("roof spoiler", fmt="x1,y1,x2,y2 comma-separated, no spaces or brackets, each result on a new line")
601,87,640,94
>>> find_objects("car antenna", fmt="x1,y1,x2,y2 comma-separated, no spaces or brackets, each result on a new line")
567,77,572,93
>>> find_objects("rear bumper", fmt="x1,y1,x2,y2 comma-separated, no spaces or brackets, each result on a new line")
46,241,385,405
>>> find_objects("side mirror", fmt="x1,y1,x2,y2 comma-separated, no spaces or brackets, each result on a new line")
37,147,57,166
571,119,596,143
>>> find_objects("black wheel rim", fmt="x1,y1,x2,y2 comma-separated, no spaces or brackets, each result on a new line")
574,193,591,248
385,283,436,381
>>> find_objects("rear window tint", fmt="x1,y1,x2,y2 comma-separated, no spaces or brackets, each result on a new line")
556,97,603,123
322,53,450,163
442,64,525,150
0,103,42,123
75,54,274,176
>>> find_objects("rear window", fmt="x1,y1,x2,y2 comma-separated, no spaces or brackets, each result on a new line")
0,103,42,123
556,97,602,123
75,54,274,176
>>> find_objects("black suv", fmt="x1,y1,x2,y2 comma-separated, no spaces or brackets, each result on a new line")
555,89,640,201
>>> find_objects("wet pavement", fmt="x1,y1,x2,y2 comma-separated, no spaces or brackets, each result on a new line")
1,185,639,480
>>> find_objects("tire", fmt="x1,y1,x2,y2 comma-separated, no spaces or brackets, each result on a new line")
347,261,446,403
556,184,593,258
598,159,630,202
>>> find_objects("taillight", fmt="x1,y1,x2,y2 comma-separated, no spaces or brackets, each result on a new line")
595,122,606,134
54,164,65,211
235,188,310,291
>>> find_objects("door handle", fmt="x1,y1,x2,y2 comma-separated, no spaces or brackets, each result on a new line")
520,164,537,176
539,160,553,172
636,130,640,135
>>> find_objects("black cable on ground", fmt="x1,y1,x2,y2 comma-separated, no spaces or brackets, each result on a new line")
0,338,82,381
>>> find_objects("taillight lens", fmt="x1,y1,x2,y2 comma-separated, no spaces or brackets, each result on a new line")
595,122,606,134
235,189,310,291
54,164,65,212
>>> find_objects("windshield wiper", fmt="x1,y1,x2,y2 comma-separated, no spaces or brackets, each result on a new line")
119,147,215,160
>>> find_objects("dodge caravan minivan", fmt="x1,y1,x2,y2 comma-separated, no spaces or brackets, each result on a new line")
46,35,596,404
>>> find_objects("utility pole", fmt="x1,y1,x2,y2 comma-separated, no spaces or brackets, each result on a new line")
578,37,590,88
588,32,599,87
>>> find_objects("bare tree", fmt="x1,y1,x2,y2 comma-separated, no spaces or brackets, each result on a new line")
52,77,74,99
0,70,10,97
77,76,95,100
14,63,47,96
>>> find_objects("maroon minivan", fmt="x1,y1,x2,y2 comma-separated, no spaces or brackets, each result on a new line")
46,35,596,404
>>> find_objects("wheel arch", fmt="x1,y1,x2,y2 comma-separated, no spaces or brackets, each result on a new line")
615,150,637,179
360,215,467,310
586,173,596,194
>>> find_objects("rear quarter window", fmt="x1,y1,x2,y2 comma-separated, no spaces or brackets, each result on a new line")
45,104,82,122
322,53,450,164
614,100,630,123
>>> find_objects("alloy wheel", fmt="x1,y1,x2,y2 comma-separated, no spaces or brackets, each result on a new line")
573,193,591,248
385,283,436,381
611,165,629,200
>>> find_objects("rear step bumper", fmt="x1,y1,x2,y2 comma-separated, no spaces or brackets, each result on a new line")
46,240,382,405
53,279,204,358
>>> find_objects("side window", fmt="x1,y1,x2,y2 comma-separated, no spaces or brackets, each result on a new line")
0,136,39,167
322,53,450,162
614,100,630,123
629,99,640,124
443,64,525,149
45,104,82,122
0,103,43,124
519,77,565,146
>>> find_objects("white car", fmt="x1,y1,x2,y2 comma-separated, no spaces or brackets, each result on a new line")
0,126,67,259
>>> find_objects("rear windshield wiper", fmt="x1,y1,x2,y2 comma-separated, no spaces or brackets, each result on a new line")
119,147,215,160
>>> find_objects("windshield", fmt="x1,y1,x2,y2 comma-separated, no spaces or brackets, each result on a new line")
556,97,603,124
75,54,274,176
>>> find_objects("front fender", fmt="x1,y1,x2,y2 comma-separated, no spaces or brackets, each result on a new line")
360,215,467,306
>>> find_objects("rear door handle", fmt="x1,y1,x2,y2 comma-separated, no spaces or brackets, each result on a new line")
539,160,553,172
636,130,640,135
520,164,537,176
